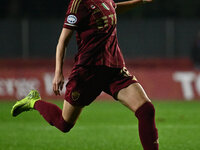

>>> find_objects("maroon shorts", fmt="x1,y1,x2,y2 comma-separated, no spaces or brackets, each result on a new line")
64,66,138,106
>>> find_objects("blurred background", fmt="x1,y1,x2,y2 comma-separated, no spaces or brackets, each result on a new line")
1,2,200,150
0,0,200,100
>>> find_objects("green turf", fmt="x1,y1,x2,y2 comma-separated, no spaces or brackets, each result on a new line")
0,100,200,150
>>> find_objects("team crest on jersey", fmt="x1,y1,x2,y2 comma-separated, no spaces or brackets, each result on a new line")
67,15,77,24
71,91,80,101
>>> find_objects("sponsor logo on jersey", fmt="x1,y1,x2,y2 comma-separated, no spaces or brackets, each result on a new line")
67,15,77,24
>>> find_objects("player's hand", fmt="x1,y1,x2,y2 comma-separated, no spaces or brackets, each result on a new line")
52,72,64,96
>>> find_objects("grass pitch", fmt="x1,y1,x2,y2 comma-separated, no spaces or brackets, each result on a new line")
0,100,200,150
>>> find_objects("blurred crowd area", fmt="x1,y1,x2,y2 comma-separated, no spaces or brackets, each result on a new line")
1,0,200,100
1,0,200,67
1,0,200,18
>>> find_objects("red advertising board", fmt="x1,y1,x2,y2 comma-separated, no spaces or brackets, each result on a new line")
0,59,199,101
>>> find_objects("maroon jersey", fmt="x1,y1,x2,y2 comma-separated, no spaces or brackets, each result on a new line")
63,0,125,68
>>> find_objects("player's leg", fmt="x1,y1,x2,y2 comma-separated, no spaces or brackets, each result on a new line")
117,83,159,150
117,83,150,111
11,66,102,133
34,99,83,133
37,66,102,132
11,90,83,133
62,100,82,124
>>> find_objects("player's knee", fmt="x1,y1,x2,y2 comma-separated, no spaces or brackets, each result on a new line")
62,122,74,133
63,127,72,133
136,102,155,119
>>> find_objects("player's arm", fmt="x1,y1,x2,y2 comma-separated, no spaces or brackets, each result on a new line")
116,0,152,14
53,28,74,95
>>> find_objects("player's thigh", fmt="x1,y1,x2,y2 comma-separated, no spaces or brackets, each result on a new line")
117,83,151,112
62,100,83,124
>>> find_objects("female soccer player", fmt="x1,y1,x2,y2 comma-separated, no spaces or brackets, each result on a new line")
11,0,158,149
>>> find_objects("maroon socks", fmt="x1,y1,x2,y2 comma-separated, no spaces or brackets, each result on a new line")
135,102,159,150
34,100,74,133
34,100,158,149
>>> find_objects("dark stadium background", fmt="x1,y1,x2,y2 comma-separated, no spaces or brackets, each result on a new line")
0,0,200,100
1,0,200,58
0,1,200,150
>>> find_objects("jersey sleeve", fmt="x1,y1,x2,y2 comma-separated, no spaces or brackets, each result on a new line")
63,0,84,30
111,0,117,9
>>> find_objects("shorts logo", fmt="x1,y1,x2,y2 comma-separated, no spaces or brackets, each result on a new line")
71,91,80,101
67,15,77,24
121,67,131,77
132,76,138,81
